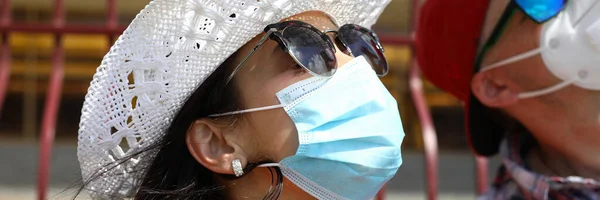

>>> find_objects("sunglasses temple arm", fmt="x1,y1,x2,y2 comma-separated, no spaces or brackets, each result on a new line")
225,28,278,84
369,32,385,53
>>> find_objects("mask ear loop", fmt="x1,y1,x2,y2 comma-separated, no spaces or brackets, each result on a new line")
208,75,332,117
209,105,285,117
517,80,573,99
481,48,575,99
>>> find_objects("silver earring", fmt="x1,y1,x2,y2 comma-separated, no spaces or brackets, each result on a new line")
232,159,244,177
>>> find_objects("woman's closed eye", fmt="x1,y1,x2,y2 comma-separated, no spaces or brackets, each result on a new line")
288,59,307,76
270,42,306,76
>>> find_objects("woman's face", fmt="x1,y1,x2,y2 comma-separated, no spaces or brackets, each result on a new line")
231,11,354,162
186,11,355,199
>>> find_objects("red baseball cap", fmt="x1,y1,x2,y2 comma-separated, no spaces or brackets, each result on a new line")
416,0,505,156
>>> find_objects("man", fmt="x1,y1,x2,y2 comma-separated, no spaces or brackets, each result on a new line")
417,0,600,199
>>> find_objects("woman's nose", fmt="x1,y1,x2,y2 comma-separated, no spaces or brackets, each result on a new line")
334,45,354,69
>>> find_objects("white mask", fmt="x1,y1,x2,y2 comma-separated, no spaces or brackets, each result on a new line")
481,0,600,99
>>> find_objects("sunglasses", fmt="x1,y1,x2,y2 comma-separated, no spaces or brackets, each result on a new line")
475,0,567,71
226,20,388,84
514,0,567,23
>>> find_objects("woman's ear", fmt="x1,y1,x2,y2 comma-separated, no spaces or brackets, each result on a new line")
186,119,247,176
471,71,519,108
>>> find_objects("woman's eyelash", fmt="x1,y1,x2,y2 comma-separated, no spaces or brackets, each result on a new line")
289,63,307,76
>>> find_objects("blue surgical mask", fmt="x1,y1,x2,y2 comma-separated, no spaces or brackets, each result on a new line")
212,56,404,200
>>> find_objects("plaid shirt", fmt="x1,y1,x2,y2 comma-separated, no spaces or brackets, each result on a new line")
478,134,600,200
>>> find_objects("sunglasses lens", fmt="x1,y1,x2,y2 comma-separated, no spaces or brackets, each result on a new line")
515,0,566,23
283,26,337,76
339,25,388,76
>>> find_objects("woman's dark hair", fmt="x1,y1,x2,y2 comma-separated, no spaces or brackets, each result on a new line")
77,52,283,199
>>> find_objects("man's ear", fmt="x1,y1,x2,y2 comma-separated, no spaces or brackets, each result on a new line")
186,119,247,176
471,71,519,108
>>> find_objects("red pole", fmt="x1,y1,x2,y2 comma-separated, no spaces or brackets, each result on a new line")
0,0,12,119
373,33,413,200
409,0,420,32
475,156,489,195
409,62,439,200
378,34,413,46
375,187,386,200
407,1,439,199
374,0,421,199
0,0,11,25
107,0,118,46
1,24,126,34
374,1,421,199
37,0,64,199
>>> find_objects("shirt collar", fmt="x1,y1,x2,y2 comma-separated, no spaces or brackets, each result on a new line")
499,133,600,199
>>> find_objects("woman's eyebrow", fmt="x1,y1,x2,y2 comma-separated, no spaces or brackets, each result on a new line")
318,22,338,32
327,18,339,28
311,17,338,31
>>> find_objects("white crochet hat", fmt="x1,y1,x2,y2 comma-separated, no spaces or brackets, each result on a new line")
77,0,390,198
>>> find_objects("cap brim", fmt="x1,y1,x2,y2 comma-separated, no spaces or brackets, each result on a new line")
466,94,505,156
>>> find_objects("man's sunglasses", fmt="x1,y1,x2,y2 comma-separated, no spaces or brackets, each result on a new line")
514,0,567,23
226,20,388,84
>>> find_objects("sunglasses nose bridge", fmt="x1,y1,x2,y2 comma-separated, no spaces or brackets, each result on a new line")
334,36,350,55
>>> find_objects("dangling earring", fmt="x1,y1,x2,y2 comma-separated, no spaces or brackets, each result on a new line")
232,159,244,177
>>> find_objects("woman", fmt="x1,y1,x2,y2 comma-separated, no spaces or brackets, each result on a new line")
77,0,404,199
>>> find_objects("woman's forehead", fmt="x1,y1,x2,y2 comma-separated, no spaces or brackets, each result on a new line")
479,0,511,48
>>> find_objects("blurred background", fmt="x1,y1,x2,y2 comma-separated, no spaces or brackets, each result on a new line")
0,0,502,199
